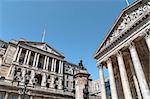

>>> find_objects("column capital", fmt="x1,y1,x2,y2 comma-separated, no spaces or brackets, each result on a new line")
144,28,150,39
128,41,136,50
116,50,123,57
97,63,103,69
106,58,112,63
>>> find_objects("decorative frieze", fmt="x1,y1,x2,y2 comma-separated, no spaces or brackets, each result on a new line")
101,2,150,52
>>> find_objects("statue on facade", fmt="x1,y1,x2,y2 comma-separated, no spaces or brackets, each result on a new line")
79,60,86,70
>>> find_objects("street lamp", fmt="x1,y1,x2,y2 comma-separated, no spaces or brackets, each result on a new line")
83,84,89,99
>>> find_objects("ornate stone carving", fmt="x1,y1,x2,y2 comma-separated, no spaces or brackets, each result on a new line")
105,2,150,47
13,67,23,82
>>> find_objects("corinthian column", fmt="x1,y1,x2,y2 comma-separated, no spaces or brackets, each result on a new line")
46,57,49,70
23,50,29,64
16,48,22,62
58,61,61,74
98,64,107,99
129,42,150,99
51,58,54,72
116,51,133,99
43,56,47,70
26,51,31,65
53,59,57,72
128,59,142,99
35,54,40,67
61,62,64,74
33,53,37,67
107,58,118,99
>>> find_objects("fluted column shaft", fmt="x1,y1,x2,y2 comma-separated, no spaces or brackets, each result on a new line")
107,58,118,99
129,43,150,99
98,65,107,99
117,51,133,99
128,59,142,99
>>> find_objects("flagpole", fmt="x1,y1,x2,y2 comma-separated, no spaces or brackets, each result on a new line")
125,0,130,6
42,25,46,42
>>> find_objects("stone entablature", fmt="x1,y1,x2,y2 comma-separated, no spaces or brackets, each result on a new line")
95,0,150,57
97,19,150,64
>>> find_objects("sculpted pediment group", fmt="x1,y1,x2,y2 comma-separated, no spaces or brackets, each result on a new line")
98,1,150,53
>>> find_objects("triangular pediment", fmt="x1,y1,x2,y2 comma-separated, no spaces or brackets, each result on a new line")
94,0,150,58
20,41,64,57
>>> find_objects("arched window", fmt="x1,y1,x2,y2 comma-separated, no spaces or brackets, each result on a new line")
34,74,42,86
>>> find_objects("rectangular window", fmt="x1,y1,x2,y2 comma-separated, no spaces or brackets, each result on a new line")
0,91,5,99
8,93,18,99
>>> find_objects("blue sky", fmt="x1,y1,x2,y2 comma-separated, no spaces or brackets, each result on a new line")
0,0,135,80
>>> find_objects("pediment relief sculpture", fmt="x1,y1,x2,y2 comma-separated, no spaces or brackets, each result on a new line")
100,2,150,52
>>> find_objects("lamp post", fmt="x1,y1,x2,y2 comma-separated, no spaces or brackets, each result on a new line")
83,84,89,99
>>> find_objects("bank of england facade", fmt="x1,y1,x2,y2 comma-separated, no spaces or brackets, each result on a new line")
94,0,150,99
0,39,90,99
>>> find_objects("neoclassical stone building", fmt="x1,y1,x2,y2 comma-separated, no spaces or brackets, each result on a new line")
94,0,150,99
0,39,89,99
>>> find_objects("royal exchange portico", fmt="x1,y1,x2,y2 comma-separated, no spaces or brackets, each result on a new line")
94,0,150,99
